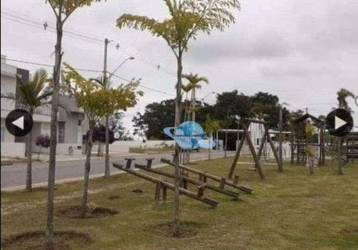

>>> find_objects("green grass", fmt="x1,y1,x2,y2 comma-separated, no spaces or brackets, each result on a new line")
1,157,358,250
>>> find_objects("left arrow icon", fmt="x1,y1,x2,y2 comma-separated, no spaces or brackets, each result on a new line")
12,116,24,130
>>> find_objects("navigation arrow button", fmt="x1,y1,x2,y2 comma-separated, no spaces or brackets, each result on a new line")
12,116,24,130
335,116,347,130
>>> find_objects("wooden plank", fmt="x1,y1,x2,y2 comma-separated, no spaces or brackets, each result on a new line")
134,164,240,199
241,122,265,180
264,124,282,172
113,163,218,207
161,159,253,194
228,132,247,179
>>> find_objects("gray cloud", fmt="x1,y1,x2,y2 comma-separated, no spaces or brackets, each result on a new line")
1,0,358,132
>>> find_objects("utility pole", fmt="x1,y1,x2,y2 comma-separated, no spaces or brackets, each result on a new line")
103,38,110,177
278,104,283,171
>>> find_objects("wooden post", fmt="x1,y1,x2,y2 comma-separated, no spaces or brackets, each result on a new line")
265,124,283,172
242,122,266,180
146,158,154,168
155,182,161,204
257,131,268,159
125,158,135,169
228,132,247,179
219,178,226,189
234,175,239,185
162,186,167,201
197,184,206,197
337,138,343,175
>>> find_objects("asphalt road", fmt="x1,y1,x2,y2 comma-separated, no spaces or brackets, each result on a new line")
1,151,233,190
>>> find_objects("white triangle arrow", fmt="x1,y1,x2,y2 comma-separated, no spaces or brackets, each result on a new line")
12,116,24,130
335,116,347,130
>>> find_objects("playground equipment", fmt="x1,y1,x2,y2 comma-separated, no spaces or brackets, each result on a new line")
113,160,218,208
135,163,240,199
290,113,326,166
161,159,252,194
112,156,254,208
228,118,282,180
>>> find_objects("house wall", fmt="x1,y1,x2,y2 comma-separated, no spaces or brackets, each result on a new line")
64,113,83,144
1,118,15,142
1,142,26,157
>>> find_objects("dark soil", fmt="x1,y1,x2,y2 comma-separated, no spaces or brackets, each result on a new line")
55,205,119,219
132,189,143,193
108,195,120,200
146,221,203,238
1,231,93,250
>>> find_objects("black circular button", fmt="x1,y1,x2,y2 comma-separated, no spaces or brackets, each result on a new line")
325,109,353,137
5,109,33,137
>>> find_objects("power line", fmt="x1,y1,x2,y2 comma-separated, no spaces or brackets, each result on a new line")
4,58,102,73
110,74,175,97
1,9,176,77
3,57,175,97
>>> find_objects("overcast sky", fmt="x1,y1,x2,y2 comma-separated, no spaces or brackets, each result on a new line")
2,0,358,131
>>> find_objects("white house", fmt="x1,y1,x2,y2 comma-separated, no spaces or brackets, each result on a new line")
1,55,87,157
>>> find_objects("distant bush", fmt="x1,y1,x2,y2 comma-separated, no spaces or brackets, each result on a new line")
35,134,50,148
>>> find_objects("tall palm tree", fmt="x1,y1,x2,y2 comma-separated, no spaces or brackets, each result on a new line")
1,68,52,192
181,82,194,121
182,73,209,122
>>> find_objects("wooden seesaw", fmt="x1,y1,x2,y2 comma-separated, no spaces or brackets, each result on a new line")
161,158,253,194
112,161,219,208
134,163,241,200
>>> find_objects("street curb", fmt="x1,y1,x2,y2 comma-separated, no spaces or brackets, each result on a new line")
1,153,234,192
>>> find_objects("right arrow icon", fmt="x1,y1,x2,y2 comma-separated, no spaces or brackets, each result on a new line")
335,115,347,130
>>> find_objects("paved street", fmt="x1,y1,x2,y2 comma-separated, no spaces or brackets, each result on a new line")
1,151,233,190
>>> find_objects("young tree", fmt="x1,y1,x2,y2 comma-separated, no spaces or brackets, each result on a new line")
203,115,221,160
305,123,316,174
1,68,52,192
44,0,107,242
63,63,142,218
117,0,240,236
36,134,51,160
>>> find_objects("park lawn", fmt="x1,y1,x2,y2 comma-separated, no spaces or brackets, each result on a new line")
1,157,358,250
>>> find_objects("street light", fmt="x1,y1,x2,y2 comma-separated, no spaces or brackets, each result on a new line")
107,56,135,80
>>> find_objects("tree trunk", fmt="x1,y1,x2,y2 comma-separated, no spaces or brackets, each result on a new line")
278,105,283,172
309,159,314,174
208,132,212,161
46,14,63,243
25,121,33,192
97,142,102,156
80,121,94,218
337,138,343,175
105,115,110,177
191,88,195,122
173,52,183,237
37,146,42,161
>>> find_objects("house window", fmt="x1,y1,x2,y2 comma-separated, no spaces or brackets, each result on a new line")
78,120,82,126
59,122,65,143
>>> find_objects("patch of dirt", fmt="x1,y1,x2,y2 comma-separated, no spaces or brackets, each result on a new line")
340,228,358,236
146,221,203,238
108,195,120,200
1,230,93,250
132,189,143,193
55,205,119,219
